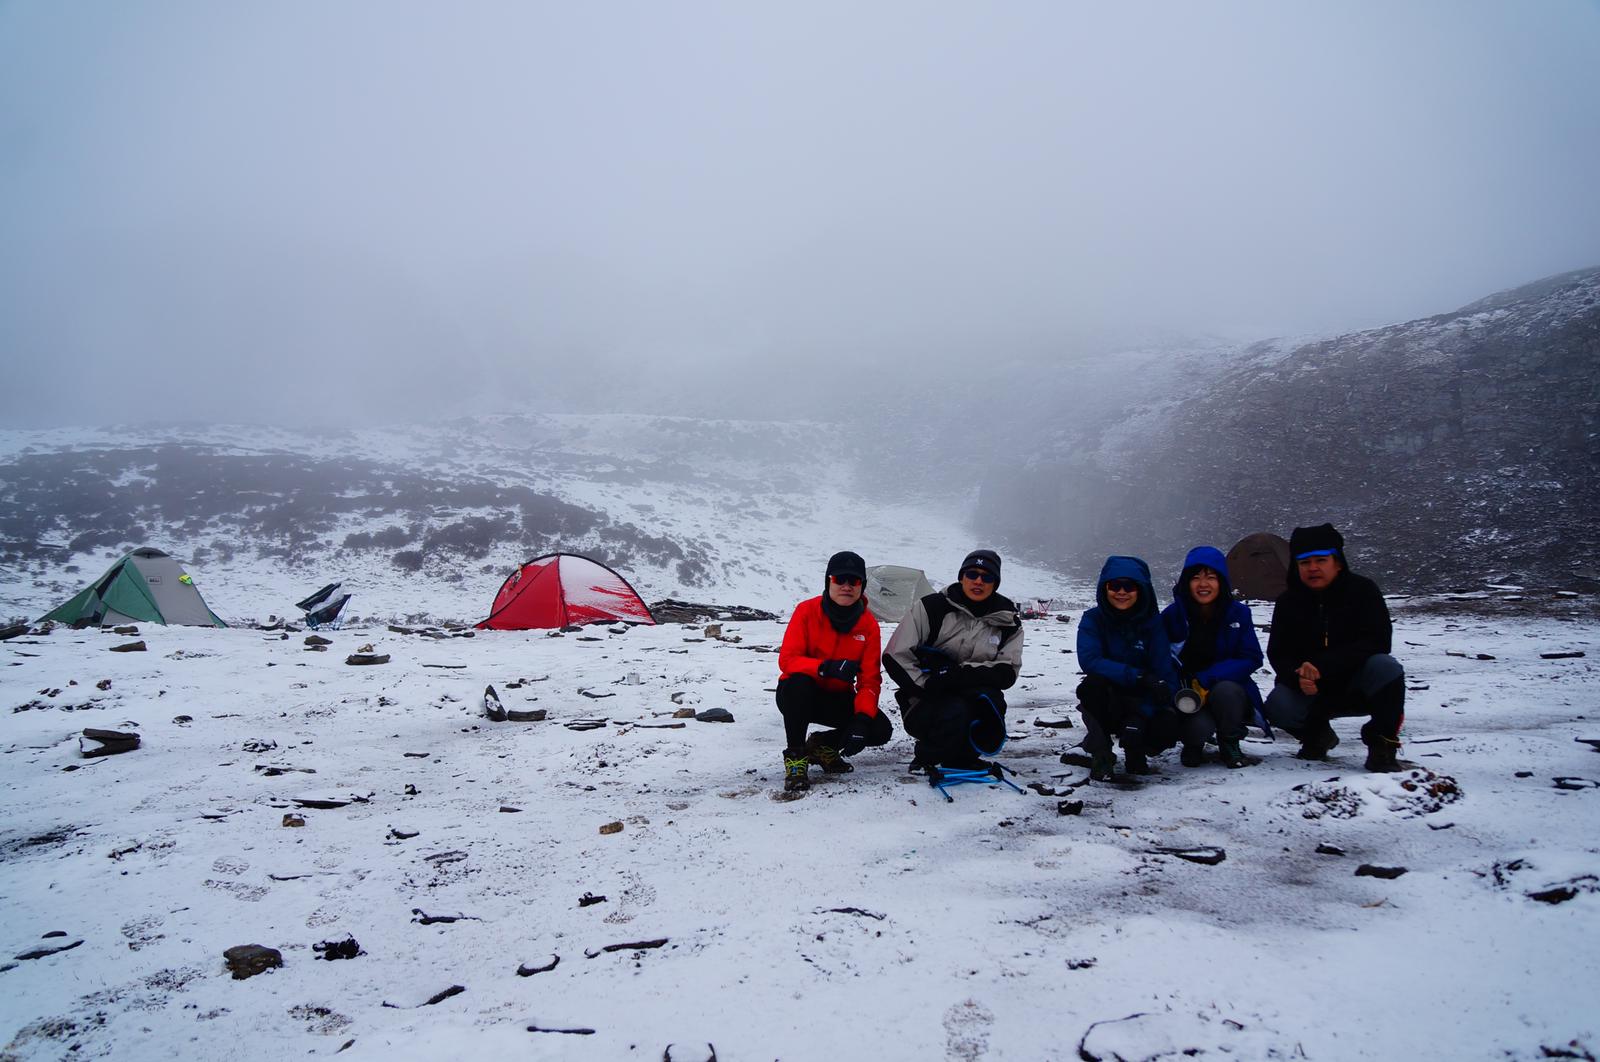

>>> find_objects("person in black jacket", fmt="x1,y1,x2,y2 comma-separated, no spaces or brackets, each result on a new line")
1265,523,1406,772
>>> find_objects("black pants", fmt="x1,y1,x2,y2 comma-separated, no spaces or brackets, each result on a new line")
1264,654,1406,743
1178,679,1251,749
1077,674,1180,757
775,675,893,752
902,686,1008,767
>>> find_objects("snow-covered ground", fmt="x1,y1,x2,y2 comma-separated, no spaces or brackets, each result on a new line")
2,604,1597,1060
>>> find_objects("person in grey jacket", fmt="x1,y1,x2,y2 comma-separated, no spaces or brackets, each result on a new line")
883,549,1024,770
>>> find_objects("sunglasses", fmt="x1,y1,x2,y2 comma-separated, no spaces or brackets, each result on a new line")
1105,579,1140,594
961,568,998,584
829,574,863,587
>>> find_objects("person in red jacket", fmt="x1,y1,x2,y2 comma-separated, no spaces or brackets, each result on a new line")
776,550,890,792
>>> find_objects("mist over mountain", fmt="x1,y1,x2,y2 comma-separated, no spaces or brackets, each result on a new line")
975,266,1600,592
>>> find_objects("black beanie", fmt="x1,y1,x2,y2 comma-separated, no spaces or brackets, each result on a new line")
959,549,1002,587
1289,523,1345,560
825,550,866,582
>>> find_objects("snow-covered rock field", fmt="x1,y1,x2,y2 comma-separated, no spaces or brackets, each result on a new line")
3,604,1597,1060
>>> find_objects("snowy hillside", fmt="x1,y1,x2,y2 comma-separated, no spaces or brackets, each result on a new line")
0,416,1076,626
2,607,1597,1059
984,266,1600,593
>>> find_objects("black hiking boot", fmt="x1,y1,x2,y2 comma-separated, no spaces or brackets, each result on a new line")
1180,743,1204,768
782,749,811,792
1364,736,1401,773
1295,721,1338,760
1089,750,1117,782
804,732,854,774
1124,747,1154,775
1218,735,1249,769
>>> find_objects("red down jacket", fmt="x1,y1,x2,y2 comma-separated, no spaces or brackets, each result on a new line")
777,596,883,717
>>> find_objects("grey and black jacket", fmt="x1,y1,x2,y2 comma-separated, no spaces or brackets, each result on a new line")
882,585,1024,710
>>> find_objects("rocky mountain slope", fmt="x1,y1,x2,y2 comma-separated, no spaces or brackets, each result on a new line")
0,416,1072,626
984,266,1600,591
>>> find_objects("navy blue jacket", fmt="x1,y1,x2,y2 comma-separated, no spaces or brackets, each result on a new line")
1160,545,1269,729
1078,556,1180,695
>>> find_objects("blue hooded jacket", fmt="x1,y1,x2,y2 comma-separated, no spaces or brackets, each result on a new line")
1077,555,1180,694
1160,545,1270,732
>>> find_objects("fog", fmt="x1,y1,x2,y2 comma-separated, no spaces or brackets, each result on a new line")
2,1,1598,427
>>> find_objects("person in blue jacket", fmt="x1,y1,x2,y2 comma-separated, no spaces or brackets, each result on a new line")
1160,546,1265,769
1076,555,1183,780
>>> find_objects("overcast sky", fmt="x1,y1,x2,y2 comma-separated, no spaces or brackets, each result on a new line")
2,1,1598,426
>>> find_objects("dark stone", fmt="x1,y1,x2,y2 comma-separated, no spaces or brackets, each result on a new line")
313,937,362,960
1057,800,1085,816
1059,750,1094,767
1355,864,1408,879
111,625,139,635
578,892,607,907
584,937,669,958
224,944,283,979
1542,651,1586,659
305,634,333,646
1033,717,1075,729
109,640,146,653
14,939,82,961
482,685,505,721
507,708,546,722
1316,844,1347,856
80,729,139,757
695,708,735,723
1149,845,1225,866
345,653,390,666
517,955,560,976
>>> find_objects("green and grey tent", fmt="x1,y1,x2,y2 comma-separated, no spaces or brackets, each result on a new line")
864,564,935,624
40,548,226,628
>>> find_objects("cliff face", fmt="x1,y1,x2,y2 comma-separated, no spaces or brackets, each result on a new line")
989,267,1600,591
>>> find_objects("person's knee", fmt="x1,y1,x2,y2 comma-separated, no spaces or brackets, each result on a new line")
1356,654,1404,695
1265,684,1308,727
775,674,821,713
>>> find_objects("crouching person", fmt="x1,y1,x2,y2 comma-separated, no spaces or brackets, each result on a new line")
1077,556,1183,780
1160,546,1266,769
883,550,1023,772
1265,523,1406,772
776,551,891,792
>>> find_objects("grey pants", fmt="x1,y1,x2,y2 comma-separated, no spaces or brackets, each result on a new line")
1179,679,1250,748
1264,654,1406,740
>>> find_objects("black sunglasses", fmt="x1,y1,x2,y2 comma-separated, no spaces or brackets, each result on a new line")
961,568,998,584
1105,579,1140,593
829,574,863,587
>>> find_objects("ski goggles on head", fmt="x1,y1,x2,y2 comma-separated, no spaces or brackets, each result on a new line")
1104,579,1140,593
961,568,998,584
828,574,863,587
1295,549,1337,561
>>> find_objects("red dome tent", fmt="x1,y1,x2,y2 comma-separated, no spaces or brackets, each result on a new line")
477,553,656,630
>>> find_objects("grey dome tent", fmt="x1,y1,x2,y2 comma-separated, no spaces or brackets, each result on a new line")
40,548,226,628
1225,532,1291,602
864,564,935,624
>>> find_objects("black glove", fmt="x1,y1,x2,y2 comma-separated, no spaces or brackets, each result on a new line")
1133,672,1173,706
839,713,873,756
818,658,861,682
924,665,960,692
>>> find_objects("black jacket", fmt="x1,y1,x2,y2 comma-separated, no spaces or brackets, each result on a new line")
1266,567,1391,696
